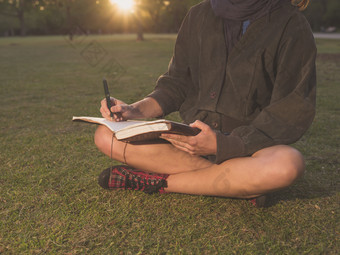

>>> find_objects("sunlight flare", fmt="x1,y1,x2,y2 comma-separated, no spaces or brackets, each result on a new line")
110,0,135,12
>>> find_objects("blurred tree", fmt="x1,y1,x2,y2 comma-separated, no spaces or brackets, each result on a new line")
134,0,202,38
0,0,35,36
0,10,17,36
304,0,340,31
138,0,167,33
323,0,340,27
2,0,338,36
37,0,114,38
162,0,198,32
304,0,327,30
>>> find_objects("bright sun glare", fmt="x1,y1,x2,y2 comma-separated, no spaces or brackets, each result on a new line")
110,0,135,12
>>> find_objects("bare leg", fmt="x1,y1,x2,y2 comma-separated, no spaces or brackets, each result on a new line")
95,125,213,174
95,126,305,198
166,145,305,198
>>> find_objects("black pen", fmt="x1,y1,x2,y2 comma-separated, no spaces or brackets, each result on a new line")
103,78,114,121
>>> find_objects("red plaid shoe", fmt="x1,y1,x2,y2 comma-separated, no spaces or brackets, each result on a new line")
98,165,169,194
249,195,267,208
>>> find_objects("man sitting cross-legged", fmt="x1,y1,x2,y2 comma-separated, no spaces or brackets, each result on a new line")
94,0,316,207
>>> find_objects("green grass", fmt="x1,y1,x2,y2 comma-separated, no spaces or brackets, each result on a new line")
0,34,339,254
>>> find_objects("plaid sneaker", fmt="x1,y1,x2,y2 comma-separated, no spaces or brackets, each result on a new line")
98,165,169,194
249,195,267,208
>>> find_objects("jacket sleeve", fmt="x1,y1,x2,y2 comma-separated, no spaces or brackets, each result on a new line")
147,9,193,116
215,16,317,164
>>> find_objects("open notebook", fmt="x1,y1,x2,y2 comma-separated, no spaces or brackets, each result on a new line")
72,116,200,142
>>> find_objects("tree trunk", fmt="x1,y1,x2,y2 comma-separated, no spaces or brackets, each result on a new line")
65,0,74,40
134,14,144,41
136,28,144,41
18,0,25,36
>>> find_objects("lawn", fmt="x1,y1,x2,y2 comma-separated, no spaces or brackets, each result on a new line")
0,34,339,254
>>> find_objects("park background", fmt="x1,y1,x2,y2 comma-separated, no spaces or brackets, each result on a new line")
0,0,339,254
0,0,339,37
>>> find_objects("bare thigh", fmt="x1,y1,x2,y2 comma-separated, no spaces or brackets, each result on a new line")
94,125,214,174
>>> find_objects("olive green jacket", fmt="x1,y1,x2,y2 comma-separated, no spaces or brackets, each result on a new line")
148,0,316,163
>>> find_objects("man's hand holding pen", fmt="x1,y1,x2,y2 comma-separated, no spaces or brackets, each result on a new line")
100,79,164,121
102,78,132,122
100,97,131,122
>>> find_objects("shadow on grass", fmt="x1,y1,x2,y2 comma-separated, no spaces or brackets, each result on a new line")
264,169,339,207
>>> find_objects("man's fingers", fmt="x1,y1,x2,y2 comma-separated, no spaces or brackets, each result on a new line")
163,137,195,153
190,120,209,131
100,105,109,118
161,134,198,152
113,113,123,122
100,97,128,121
170,141,194,154
100,99,111,116
163,134,197,147
161,134,190,142
111,104,122,113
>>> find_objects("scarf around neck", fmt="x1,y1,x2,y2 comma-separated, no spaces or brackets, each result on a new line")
210,0,286,54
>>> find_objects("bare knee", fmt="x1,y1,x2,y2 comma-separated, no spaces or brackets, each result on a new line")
94,125,113,156
252,145,305,192
270,145,305,187
94,126,127,161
